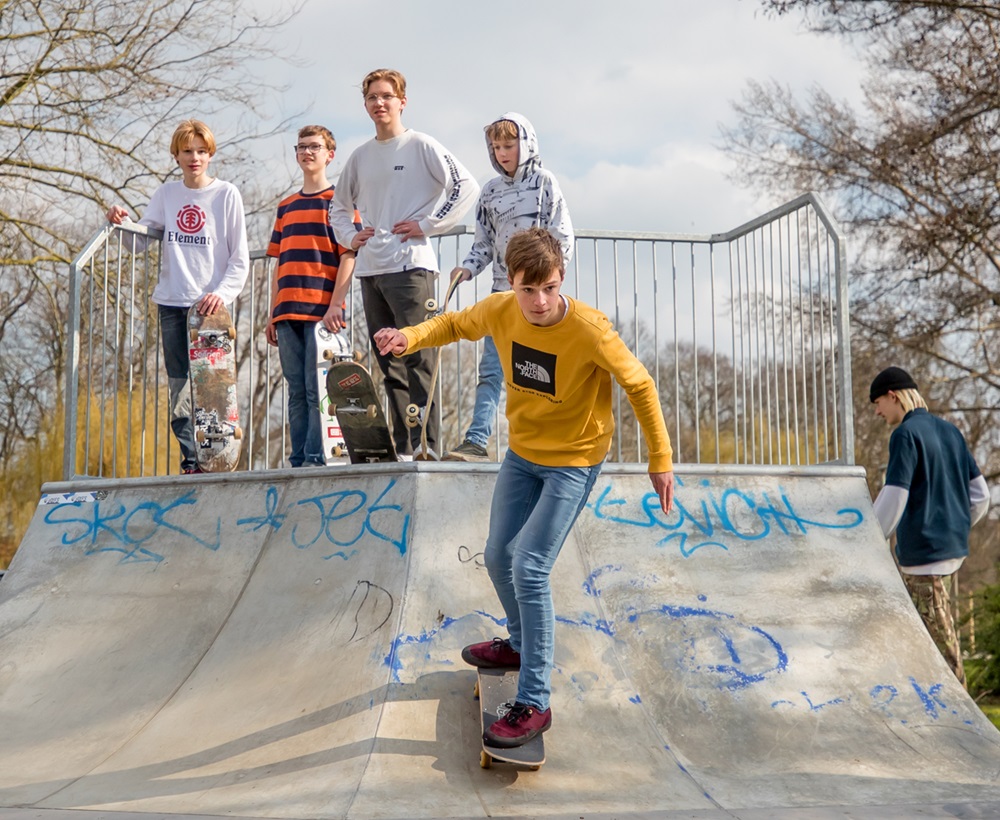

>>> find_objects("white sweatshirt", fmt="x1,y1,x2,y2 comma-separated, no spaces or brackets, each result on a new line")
131,179,250,307
329,129,479,277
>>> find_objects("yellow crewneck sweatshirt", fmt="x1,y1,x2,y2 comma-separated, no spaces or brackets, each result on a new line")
400,292,673,472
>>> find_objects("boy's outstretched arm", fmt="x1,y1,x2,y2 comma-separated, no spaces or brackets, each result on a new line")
650,471,675,515
374,328,408,357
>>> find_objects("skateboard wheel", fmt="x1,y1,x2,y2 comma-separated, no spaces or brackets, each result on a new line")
190,329,199,344
366,404,378,419
323,349,334,360
404,415,419,429
332,445,343,457
424,298,438,312
480,750,492,769
196,430,206,443
405,403,420,418
473,680,480,699
233,427,243,440
227,326,236,339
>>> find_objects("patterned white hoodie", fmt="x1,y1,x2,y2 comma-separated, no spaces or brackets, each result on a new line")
462,112,574,292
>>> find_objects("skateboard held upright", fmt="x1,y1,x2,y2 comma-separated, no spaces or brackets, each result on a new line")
475,668,545,770
324,360,396,464
314,323,356,464
188,304,242,472
408,271,466,460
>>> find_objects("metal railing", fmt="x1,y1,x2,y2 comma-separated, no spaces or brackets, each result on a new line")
63,192,852,479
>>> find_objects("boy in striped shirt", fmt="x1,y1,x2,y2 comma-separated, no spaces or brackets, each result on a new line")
266,125,355,467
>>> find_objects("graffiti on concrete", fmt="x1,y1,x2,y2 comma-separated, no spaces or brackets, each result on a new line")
40,478,410,564
587,476,864,557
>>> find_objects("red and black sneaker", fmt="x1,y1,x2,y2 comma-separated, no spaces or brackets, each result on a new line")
461,637,521,669
484,701,551,748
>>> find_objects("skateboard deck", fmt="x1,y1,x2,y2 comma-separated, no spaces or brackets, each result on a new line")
188,304,242,472
475,668,545,769
324,360,396,464
314,323,354,464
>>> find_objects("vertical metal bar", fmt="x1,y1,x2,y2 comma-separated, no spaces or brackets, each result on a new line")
737,235,748,465
747,230,764,464
779,214,791,465
125,251,136,476
709,243,720,464
805,211,820,463
689,242,700,463
825,227,841,460
632,241,641,461
728,241,738,464
111,240,123,477
63,251,86,480
139,249,151,476
671,242,681,463
767,221,781,464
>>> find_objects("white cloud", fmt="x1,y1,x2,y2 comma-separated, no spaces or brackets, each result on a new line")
247,0,865,239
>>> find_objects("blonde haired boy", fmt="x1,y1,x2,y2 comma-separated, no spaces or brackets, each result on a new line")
106,119,250,473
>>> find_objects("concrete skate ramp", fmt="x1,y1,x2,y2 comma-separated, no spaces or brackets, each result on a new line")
1,463,998,820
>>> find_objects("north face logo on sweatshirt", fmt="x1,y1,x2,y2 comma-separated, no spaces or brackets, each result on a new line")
511,342,556,396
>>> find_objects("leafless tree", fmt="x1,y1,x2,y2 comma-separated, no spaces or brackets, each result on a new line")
723,0,1000,486
0,0,301,558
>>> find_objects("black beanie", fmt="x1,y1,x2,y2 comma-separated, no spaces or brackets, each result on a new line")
869,367,918,403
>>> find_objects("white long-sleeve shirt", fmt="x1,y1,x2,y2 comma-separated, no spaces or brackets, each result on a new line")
130,179,250,306
330,129,479,277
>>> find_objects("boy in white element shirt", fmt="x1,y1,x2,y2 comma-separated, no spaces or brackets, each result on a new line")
445,112,574,462
107,120,250,473
329,68,478,458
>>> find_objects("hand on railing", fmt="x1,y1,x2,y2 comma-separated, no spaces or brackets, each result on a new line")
106,205,130,225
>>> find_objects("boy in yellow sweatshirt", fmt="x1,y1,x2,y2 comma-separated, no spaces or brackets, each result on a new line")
374,227,674,747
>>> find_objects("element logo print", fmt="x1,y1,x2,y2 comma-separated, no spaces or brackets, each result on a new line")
176,204,207,234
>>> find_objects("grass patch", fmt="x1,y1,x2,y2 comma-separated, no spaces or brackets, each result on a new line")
976,697,1000,730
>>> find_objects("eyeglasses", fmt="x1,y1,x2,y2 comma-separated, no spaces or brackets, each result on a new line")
365,93,398,105
294,143,327,154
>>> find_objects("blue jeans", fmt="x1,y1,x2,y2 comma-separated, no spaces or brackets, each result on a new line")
464,335,503,448
158,305,198,472
276,320,324,466
484,449,603,711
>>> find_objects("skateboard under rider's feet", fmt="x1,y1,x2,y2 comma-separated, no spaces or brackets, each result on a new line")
474,668,545,770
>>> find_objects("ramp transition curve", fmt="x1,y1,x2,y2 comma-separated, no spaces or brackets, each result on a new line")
0,463,998,819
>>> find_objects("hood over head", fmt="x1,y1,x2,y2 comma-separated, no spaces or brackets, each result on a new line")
485,112,541,182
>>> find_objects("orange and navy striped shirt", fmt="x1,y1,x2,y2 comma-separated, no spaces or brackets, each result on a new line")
267,187,349,322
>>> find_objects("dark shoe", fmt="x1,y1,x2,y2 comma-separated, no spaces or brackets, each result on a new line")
484,701,551,748
461,637,521,668
182,466,202,475
443,440,489,462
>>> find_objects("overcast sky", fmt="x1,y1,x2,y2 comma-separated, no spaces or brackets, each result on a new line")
251,0,864,237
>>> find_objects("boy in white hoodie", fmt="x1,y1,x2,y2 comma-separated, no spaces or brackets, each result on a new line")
444,113,574,462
